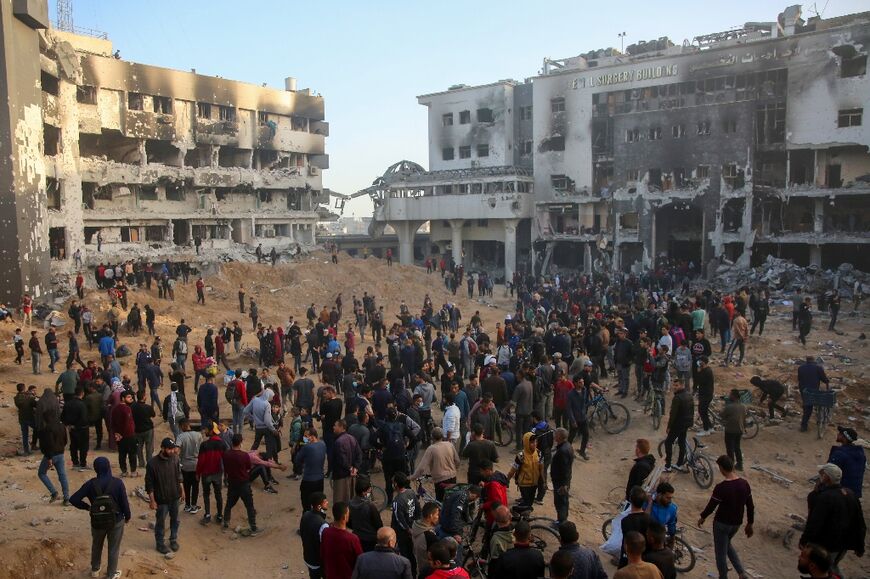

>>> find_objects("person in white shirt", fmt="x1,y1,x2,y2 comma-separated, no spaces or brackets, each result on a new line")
442,393,461,446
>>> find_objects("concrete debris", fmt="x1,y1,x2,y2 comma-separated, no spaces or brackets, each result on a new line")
711,255,869,296
751,464,794,486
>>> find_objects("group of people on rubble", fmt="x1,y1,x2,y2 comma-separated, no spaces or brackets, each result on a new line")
8,253,868,579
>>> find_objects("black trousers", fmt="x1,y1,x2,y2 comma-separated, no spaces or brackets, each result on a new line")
300,479,324,512
698,397,712,431
382,457,408,503
182,470,199,507
118,436,138,473
569,421,589,455
70,427,89,466
224,481,256,529
664,428,687,467
724,432,743,468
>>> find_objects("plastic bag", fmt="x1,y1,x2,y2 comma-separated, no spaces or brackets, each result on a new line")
600,504,630,556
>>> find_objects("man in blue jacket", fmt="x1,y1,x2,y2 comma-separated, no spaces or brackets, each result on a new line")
798,356,830,432
70,456,131,579
828,426,866,499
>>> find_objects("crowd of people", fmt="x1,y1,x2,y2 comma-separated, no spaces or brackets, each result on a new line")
7,257,868,579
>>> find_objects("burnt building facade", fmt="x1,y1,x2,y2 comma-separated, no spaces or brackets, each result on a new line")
378,4,870,278
0,0,329,303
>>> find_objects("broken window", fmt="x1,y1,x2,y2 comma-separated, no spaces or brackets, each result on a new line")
627,169,640,182
477,144,489,157
541,135,565,151
43,124,60,156
49,227,66,259
826,164,842,188
648,127,662,141
722,164,740,187
625,128,639,143
153,96,173,114
723,119,738,133
93,185,112,201
442,113,454,127
46,177,61,210
442,147,454,161
41,71,59,96
459,146,471,159
128,92,144,111
841,54,867,78
82,182,98,209
520,106,533,120
648,168,662,190
520,141,533,156
696,165,709,179
76,85,97,104
145,226,167,242
477,219,488,227
258,111,269,124
551,175,568,190
697,121,710,136
550,97,566,113
477,108,494,123
459,110,471,124
218,106,236,122
673,167,686,188
166,183,185,201
838,108,863,128
197,102,212,119
672,124,685,138
138,186,158,201
756,102,786,143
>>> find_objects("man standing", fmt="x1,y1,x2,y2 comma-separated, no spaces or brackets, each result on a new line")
410,428,460,503
29,330,43,374
800,463,866,575
331,420,362,505
550,428,574,524
351,527,413,579
195,277,205,305
725,311,748,367
245,388,279,462
613,329,633,398
61,386,90,471
695,357,715,436
14,383,38,456
320,502,363,579
222,433,260,534
441,393,461,447
799,356,830,432
720,389,746,471
196,424,226,525
613,532,663,579
145,437,185,556
512,369,534,451
461,425,499,485
295,427,327,511
111,391,139,477
698,455,754,579
132,391,156,469
556,521,607,579
45,327,60,373
70,456,130,579
828,426,866,499
38,409,70,505
663,379,693,473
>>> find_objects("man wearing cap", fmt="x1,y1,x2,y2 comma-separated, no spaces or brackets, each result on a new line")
827,426,866,499
145,438,184,555
800,463,866,575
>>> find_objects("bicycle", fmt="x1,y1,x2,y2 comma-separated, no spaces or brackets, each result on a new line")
414,475,441,505
802,389,836,440
601,520,696,573
586,392,631,434
496,403,515,448
642,385,666,430
709,390,760,439
657,436,714,489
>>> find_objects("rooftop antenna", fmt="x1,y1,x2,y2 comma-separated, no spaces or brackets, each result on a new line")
57,0,74,32
618,32,627,53
808,1,829,18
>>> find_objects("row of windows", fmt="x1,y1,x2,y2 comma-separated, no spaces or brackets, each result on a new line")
442,108,493,127
624,120,738,143
442,144,489,160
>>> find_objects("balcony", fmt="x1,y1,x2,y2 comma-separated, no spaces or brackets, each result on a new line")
124,110,176,140
383,191,533,222
195,118,240,146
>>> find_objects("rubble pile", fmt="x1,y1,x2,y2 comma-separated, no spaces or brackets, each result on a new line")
712,255,869,296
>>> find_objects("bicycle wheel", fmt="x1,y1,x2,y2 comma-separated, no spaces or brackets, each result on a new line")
743,416,759,440
370,484,389,512
691,454,714,489
601,518,612,540
600,401,631,434
672,535,696,573
530,524,561,563
462,549,488,578
817,405,830,440
651,399,662,431
496,423,514,447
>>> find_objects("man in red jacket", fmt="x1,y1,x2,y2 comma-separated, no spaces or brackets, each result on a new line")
222,433,259,534
480,460,508,526
111,390,139,477
320,501,362,579
196,424,226,525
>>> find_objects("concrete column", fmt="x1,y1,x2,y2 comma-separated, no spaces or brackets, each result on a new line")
813,198,824,233
584,242,593,274
393,221,423,265
503,219,519,283
810,245,822,267
449,219,465,266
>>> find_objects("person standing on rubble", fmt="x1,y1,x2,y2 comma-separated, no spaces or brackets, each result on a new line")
827,290,841,332
797,296,814,347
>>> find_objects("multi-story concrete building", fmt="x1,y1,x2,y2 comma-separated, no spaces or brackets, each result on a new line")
376,4,870,278
0,0,328,303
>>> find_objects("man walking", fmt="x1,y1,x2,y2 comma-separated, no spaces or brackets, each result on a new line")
550,428,574,524
111,390,139,477
799,356,830,433
663,379,693,472
61,385,90,471
320,502,363,579
331,420,362,504
698,455,754,579
145,438,185,555
38,409,70,505
295,427,327,511
70,456,130,579
222,433,260,534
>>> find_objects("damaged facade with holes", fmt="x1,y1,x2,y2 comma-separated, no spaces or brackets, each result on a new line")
534,5,870,274
0,0,328,302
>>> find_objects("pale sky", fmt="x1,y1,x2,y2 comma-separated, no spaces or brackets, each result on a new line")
55,0,868,216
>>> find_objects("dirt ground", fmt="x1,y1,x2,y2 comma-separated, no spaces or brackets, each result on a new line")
0,253,867,578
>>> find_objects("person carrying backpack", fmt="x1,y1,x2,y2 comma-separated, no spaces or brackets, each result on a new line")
70,456,131,579
378,406,420,503
225,370,248,434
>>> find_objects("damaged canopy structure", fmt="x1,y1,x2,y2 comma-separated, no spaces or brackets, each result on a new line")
0,0,330,303
372,4,870,280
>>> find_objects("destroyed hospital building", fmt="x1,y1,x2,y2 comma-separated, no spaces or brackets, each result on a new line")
370,5,870,279
0,0,329,303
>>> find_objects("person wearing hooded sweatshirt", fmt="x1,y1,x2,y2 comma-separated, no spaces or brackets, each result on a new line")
245,388,279,462
626,439,656,502
412,501,441,571
111,390,138,477
348,476,384,552
507,432,543,509
827,426,867,499
70,456,131,579
38,409,70,504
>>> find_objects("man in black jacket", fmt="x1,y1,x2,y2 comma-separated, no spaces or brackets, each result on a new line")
613,328,633,397
488,520,546,579
664,379,693,472
550,428,574,523
626,438,655,501
695,357,715,435
61,386,90,471
300,492,329,579
351,527,413,579
800,463,866,576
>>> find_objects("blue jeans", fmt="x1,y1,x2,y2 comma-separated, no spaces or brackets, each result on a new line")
712,521,745,579
38,453,69,500
232,404,244,434
48,348,59,371
20,421,35,453
155,498,180,547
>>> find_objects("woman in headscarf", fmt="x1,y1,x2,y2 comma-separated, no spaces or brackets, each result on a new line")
273,326,284,365
507,431,543,508
105,378,124,451
161,382,189,438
